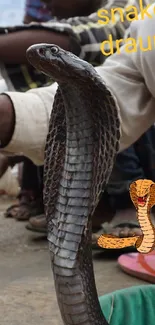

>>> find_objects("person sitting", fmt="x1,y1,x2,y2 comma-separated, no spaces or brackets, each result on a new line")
0,0,105,221
24,0,51,24
0,0,153,242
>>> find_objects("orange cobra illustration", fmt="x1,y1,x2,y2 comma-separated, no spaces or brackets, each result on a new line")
97,179,155,254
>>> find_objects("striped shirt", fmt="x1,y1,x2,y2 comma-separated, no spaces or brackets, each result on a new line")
0,0,152,92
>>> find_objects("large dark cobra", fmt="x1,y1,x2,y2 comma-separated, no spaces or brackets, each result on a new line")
27,44,120,325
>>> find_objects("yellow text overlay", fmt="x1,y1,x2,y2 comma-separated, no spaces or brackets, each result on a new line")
100,34,155,55
97,0,155,25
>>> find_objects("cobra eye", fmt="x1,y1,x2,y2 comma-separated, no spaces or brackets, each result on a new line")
51,46,59,55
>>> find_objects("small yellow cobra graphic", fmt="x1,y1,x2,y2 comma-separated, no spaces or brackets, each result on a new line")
97,179,155,254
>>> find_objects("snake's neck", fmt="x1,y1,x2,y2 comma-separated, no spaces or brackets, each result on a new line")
137,202,155,253
50,84,109,325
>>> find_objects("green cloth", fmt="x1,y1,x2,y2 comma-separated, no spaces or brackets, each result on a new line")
99,285,155,325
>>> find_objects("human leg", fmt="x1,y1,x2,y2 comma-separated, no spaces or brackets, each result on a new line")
5,159,44,220
105,145,144,237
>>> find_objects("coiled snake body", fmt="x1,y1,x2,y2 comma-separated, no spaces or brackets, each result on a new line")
98,179,155,253
27,44,120,325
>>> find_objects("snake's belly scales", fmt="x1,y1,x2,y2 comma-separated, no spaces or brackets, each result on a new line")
43,70,120,324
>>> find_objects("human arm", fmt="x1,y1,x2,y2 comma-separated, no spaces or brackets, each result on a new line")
0,83,58,165
0,95,15,147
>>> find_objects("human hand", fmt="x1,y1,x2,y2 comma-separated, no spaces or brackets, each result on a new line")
0,95,15,148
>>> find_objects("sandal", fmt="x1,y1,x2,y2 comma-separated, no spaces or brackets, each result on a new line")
4,190,44,220
25,192,113,236
26,214,47,234
4,203,20,218
118,251,155,283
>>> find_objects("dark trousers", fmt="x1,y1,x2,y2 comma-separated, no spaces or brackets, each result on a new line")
21,158,43,196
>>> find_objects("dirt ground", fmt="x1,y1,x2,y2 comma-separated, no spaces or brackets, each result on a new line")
0,197,146,325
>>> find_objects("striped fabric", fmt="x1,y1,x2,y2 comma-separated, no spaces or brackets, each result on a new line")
1,0,151,92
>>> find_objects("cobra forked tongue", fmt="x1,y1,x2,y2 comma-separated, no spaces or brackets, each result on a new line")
26,43,120,325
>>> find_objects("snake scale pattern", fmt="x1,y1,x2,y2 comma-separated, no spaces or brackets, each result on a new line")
27,44,121,325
